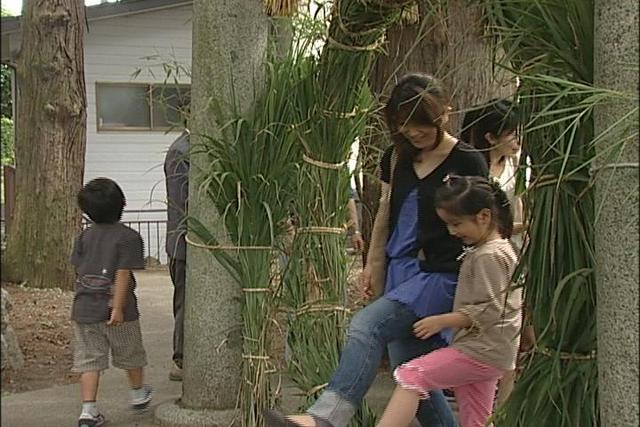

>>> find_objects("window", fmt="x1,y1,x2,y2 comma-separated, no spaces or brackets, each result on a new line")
96,83,190,131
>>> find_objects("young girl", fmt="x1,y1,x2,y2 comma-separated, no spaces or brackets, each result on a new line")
376,175,522,427
264,74,487,427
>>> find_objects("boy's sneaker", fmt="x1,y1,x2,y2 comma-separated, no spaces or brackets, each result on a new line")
130,385,153,410
78,413,105,427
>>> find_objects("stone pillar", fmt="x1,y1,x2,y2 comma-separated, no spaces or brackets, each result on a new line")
594,1,639,426
155,1,269,425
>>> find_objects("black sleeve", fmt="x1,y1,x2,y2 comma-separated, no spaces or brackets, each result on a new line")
379,146,395,184
462,145,489,178
117,232,145,271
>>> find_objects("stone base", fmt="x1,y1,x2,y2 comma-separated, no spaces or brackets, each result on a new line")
154,399,240,427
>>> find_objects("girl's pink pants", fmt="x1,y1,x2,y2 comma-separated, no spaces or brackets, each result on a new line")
394,347,504,427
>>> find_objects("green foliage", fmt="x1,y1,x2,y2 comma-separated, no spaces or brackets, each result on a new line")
1,64,12,119
281,2,410,426
189,35,307,427
1,117,14,165
479,0,635,425
189,3,409,424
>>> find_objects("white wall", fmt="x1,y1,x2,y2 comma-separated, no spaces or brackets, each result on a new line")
84,5,192,263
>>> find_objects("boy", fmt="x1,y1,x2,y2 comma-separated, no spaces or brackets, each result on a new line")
72,178,152,427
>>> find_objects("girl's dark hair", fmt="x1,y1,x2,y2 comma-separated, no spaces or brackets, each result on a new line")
384,73,450,160
435,175,513,239
77,178,126,224
460,99,520,165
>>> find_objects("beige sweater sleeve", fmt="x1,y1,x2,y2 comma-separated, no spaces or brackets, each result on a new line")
455,252,514,334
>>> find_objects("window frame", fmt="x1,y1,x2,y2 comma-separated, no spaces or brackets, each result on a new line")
95,81,190,133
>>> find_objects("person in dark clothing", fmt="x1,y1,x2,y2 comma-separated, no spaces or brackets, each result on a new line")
264,74,488,427
164,129,189,381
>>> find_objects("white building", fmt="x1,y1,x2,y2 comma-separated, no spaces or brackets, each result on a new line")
1,0,194,263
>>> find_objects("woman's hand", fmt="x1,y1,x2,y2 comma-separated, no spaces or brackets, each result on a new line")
351,231,365,253
413,316,445,340
360,267,374,300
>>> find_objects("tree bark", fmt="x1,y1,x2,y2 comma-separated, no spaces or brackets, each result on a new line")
361,0,512,260
594,0,639,425
3,0,86,290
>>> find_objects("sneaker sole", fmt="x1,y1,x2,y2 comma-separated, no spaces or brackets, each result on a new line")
168,373,183,381
78,415,106,427
130,386,153,411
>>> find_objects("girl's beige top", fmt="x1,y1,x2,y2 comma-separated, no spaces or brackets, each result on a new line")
452,238,522,371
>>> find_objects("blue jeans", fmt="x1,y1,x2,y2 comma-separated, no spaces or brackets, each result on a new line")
308,297,457,427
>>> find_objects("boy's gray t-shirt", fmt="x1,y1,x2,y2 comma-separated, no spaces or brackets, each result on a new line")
70,223,145,323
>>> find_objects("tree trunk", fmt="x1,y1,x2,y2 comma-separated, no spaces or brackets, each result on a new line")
594,0,639,425
361,0,512,260
3,0,86,290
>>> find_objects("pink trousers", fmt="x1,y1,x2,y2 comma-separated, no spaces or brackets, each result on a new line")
394,347,504,427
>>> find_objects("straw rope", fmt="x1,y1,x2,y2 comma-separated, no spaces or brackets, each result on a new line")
281,305,351,316
590,162,639,173
296,226,347,235
242,354,271,361
336,14,382,37
322,107,360,119
302,153,347,170
326,34,385,52
185,234,274,251
295,304,352,316
307,383,329,396
242,288,271,293
537,346,596,361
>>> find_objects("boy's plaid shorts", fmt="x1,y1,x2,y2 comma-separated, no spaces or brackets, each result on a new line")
72,320,147,372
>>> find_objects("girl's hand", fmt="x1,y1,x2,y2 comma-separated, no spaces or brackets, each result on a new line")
520,325,536,351
413,316,445,340
360,267,374,300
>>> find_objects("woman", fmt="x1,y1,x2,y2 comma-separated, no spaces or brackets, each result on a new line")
265,74,488,427
460,99,526,250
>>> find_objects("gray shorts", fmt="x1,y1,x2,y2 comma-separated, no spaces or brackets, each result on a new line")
72,320,148,372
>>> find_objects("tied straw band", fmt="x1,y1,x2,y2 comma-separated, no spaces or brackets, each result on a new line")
322,106,364,119
297,225,347,235
242,354,276,374
292,304,352,316
537,346,596,361
590,162,639,174
302,153,347,170
185,234,273,252
327,34,386,52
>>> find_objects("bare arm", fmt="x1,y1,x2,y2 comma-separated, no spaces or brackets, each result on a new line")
361,182,391,298
108,269,131,326
348,198,364,253
512,197,526,235
413,312,472,339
